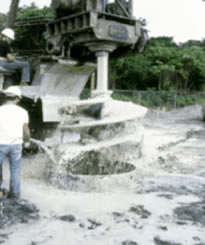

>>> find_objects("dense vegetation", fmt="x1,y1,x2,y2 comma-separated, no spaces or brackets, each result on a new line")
109,37,205,92
13,4,55,54
0,3,55,55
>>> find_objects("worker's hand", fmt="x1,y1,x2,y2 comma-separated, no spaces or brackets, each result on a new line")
6,54,16,62
0,57,6,61
20,82,29,86
24,142,31,149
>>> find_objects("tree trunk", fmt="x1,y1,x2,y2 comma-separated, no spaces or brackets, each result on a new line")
158,72,162,90
7,0,20,29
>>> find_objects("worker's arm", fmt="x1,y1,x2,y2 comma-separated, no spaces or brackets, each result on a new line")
23,123,31,143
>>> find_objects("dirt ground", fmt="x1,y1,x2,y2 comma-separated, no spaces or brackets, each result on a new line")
1,104,205,245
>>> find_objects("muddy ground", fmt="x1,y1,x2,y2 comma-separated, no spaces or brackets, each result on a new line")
1,104,205,245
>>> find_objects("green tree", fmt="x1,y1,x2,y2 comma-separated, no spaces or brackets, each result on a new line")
12,3,55,55
177,47,205,91
109,54,151,90
145,39,179,90
109,37,205,92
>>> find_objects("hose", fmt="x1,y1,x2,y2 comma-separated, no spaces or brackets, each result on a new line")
30,138,57,164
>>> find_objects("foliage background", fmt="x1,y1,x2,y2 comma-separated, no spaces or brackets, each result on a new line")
4,3,55,55
109,37,205,92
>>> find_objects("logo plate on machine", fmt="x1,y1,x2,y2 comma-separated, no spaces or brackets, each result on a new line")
108,24,128,40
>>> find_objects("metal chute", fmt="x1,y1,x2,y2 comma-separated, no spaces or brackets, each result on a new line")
21,61,96,122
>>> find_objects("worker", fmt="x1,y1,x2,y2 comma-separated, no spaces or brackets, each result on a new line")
0,86,30,199
0,28,30,86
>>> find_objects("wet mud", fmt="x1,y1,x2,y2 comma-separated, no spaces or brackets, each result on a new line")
0,198,39,229
1,105,205,245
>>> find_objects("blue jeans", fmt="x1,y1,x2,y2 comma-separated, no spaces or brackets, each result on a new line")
0,60,30,83
0,144,22,197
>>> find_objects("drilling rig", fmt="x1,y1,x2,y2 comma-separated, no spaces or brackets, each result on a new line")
18,0,147,141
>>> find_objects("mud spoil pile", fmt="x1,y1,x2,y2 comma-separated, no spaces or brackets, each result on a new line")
0,197,39,243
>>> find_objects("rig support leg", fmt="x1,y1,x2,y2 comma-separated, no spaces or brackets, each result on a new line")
96,51,109,92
